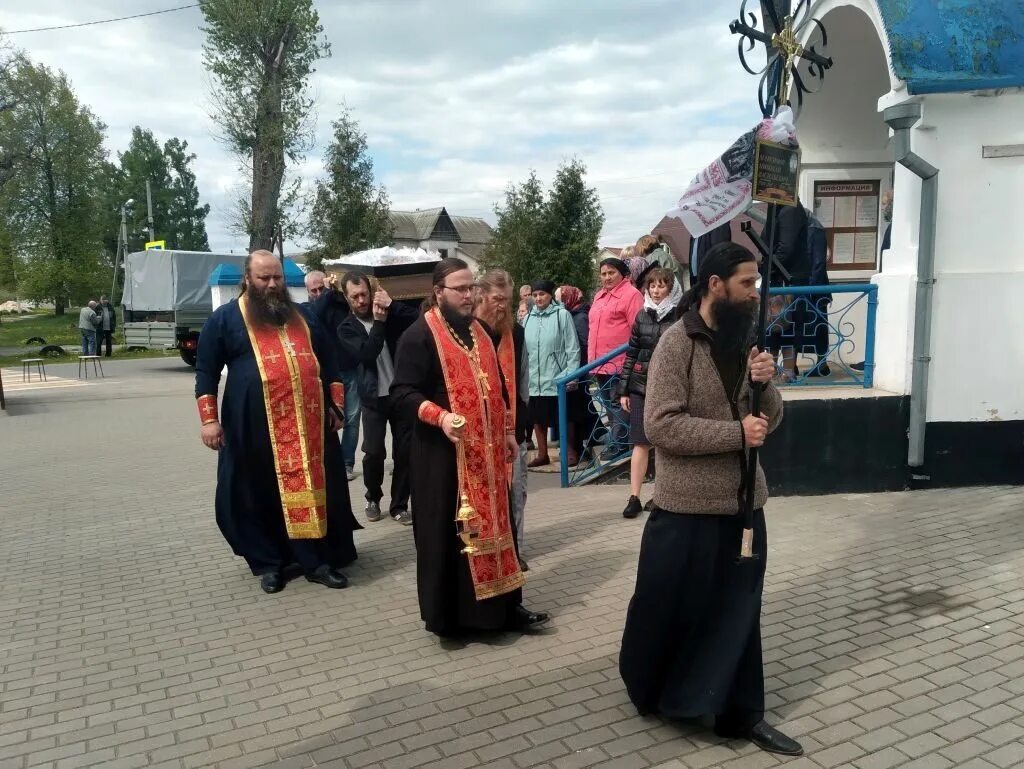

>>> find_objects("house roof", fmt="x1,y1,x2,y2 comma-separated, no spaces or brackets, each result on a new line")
449,215,492,245
390,207,493,245
877,0,1024,93
457,242,487,260
390,208,444,241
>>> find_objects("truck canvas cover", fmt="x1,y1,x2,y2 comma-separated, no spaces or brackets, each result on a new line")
122,250,248,312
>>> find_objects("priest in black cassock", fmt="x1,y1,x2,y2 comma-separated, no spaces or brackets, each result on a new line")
619,243,802,757
390,257,549,638
195,250,361,594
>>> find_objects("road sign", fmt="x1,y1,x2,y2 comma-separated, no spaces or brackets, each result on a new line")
145,240,166,250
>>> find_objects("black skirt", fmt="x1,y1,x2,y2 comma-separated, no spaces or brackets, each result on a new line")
628,394,648,445
619,507,767,724
529,395,559,426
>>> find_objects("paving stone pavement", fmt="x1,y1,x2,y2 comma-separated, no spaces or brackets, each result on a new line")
2,358,1023,769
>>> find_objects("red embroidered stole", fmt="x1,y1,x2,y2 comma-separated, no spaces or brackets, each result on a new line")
425,308,524,601
239,296,327,539
496,331,517,484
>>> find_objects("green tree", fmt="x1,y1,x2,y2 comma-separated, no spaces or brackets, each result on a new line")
0,59,108,314
0,218,15,291
482,160,603,290
306,108,392,270
480,171,545,288
164,137,210,251
538,159,604,290
103,129,212,256
0,35,19,187
109,127,172,253
200,0,330,251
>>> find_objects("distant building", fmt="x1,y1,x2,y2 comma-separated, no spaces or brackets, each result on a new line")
389,207,493,273
594,246,624,263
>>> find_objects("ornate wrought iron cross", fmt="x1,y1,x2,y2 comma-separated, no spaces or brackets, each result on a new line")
730,0,833,116
726,0,834,561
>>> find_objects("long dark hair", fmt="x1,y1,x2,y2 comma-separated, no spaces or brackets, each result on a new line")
423,257,470,310
679,242,757,312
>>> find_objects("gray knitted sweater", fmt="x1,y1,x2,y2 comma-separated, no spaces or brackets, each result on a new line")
643,310,783,515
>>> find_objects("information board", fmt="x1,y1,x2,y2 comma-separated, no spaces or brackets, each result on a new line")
812,180,881,270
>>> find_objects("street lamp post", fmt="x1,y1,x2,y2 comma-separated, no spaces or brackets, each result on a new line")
145,180,155,242
729,0,833,560
113,199,135,302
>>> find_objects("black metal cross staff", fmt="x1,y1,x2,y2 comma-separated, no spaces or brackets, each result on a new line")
729,0,832,561
730,0,833,119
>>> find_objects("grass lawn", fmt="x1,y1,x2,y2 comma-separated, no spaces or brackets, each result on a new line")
0,313,83,348
0,347,178,368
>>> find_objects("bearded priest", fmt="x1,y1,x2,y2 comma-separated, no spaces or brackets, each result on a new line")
195,250,361,594
390,258,549,638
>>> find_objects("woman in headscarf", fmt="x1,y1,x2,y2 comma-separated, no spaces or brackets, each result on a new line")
523,279,580,467
616,267,684,518
627,255,651,289
637,233,684,285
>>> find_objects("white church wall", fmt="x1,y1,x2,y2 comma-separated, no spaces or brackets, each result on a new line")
875,91,1024,419
798,2,1024,426
908,92,1024,423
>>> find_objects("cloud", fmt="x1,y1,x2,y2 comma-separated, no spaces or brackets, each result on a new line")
5,0,765,252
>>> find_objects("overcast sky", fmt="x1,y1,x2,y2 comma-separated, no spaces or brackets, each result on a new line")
4,1,765,253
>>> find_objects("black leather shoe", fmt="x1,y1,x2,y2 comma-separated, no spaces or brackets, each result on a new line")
622,495,642,519
509,605,550,629
748,721,803,756
305,565,349,589
260,571,284,594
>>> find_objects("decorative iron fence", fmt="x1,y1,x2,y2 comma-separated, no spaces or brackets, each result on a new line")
554,346,631,488
554,283,877,487
764,283,877,387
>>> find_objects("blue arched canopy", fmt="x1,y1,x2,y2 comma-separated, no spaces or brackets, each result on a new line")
877,0,1024,94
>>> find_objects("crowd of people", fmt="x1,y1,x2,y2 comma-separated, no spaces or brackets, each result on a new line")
192,238,805,757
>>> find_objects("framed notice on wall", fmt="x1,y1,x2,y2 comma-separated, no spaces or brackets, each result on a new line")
813,180,881,270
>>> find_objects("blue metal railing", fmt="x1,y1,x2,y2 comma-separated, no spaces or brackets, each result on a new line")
554,283,878,487
764,284,877,388
555,346,632,488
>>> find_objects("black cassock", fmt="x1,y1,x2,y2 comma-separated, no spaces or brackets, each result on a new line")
390,315,522,636
619,508,767,733
195,301,360,576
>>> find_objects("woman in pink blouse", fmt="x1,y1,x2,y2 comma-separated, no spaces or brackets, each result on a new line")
588,257,644,461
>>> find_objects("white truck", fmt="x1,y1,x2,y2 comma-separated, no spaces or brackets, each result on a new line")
121,250,247,366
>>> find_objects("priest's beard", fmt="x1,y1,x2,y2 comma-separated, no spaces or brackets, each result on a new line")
439,296,473,337
711,295,757,357
478,306,512,336
247,283,295,327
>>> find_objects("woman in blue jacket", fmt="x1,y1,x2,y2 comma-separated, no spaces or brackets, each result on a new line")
522,279,580,468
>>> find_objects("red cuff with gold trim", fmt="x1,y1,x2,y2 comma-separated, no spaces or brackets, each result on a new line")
418,400,446,427
197,394,219,425
330,382,345,411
